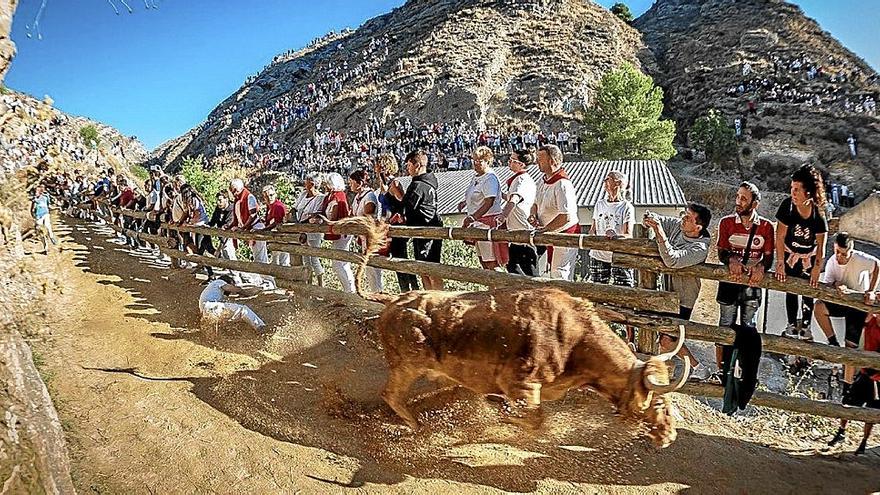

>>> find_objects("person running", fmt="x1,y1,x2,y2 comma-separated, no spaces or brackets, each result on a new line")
499,148,538,276
314,172,355,293
531,144,579,280
293,173,327,287
457,146,506,270
589,171,635,287
828,309,880,454
775,164,828,340
813,232,880,387
199,275,266,333
350,169,383,292
716,182,775,367
644,204,713,380
32,184,58,253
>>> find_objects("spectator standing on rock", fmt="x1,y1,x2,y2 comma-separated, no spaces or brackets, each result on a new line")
458,146,506,271
32,184,58,253
643,204,713,381
716,182,775,366
813,232,879,384
532,144,579,281
847,134,858,158
589,171,635,287
775,164,828,340
499,148,538,276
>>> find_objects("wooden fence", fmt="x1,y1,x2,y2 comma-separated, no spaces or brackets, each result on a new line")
77,204,880,424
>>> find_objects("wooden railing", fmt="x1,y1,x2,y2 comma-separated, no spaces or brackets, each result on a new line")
75,204,880,424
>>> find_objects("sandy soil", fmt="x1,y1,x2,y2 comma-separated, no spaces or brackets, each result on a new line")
32,217,880,494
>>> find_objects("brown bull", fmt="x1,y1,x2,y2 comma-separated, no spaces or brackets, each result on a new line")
333,217,690,447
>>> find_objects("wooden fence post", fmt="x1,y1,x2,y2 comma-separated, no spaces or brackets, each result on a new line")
635,224,660,355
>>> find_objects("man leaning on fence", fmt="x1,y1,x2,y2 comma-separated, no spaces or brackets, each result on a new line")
644,203,713,381
716,182,775,367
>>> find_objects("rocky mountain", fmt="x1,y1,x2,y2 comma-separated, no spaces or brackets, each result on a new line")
157,0,652,170
635,0,880,198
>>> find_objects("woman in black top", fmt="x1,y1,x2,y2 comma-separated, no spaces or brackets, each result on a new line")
774,164,828,340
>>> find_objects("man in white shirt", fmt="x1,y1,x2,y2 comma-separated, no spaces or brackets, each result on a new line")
199,275,266,333
530,144,579,280
500,149,538,276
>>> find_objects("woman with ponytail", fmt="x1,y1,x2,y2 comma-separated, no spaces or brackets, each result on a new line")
775,164,828,341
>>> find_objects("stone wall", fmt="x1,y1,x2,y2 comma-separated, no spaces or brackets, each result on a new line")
839,192,880,245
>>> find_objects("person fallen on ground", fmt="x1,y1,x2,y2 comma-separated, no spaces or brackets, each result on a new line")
349,169,384,292
457,146,506,271
775,164,828,341
644,204,713,380
31,184,58,253
293,172,326,287
716,182,775,370
530,144,579,281
828,310,880,454
312,172,356,293
198,275,266,333
498,148,538,277
813,232,880,385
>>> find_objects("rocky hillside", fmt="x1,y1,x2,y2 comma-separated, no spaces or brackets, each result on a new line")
158,0,652,170
635,0,880,199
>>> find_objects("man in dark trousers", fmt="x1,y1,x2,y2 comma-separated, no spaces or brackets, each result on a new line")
396,149,444,290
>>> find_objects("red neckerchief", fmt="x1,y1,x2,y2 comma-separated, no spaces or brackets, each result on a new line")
543,168,568,184
506,171,527,188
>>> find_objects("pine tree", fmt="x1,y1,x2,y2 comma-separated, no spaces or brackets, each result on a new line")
689,109,737,165
611,3,634,23
581,63,676,160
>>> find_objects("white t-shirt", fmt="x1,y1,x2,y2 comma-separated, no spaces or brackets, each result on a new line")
505,173,536,231
293,192,325,222
199,279,226,311
353,189,380,219
821,251,880,291
465,170,502,217
536,175,578,232
590,198,635,263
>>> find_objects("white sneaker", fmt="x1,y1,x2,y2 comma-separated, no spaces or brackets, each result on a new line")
690,363,712,381
783,323,799,338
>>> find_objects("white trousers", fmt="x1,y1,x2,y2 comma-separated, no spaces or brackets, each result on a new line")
35,214,56,251
304,233,325,276
252,239,273,288
219,238,243,284
365,266,383,293
331,236,356,293
549,246,577,281
200,301,265,331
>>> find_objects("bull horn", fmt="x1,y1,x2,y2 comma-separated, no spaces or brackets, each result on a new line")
656,325,686,362
644,356,691,395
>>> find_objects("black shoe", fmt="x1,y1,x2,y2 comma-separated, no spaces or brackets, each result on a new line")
856,441,867,454
828,428,846,447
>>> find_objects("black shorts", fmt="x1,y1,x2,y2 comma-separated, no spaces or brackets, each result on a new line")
824,302,867,345
413,238,442,263
842,372,880,409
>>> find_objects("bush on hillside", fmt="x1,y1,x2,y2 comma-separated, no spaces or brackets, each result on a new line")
611,3,634,23
179,156,248,213
689,109,738,166
79,125,100,148
581,63,676,160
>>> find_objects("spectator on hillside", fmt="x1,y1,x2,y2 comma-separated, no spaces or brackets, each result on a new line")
397,149,444,290
458,146,506,270
813,233,880,384
373,153,418,292
716,182,775,366
314,172,355,293
775,164,828,340
643,204,713,380
32,184,58,253
589,171,635,288
847,134,858,158
499,148,538,276
293,173,326,287
532,144,579,281
350,169,383,292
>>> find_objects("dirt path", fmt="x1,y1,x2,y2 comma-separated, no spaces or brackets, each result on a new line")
35,217,880,494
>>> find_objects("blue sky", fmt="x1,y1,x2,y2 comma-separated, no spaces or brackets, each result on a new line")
6,0,879,150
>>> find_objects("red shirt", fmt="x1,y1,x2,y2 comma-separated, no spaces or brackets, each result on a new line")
321,191,350,240
863,315,880,380
119,187,134,207
717,213,775,267
264,199,287,227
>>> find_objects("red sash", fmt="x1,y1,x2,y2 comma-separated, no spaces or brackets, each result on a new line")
234,188,252,228
322,191,349,240
547,222,580,264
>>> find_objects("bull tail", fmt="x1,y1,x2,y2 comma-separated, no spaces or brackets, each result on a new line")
325,216,389,299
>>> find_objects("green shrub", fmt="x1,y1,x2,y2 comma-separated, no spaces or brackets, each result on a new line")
130,164,149,181
689,109,737,165
611,2,634,23
79,125,100,148
581,63,676,160
179,155,249,213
